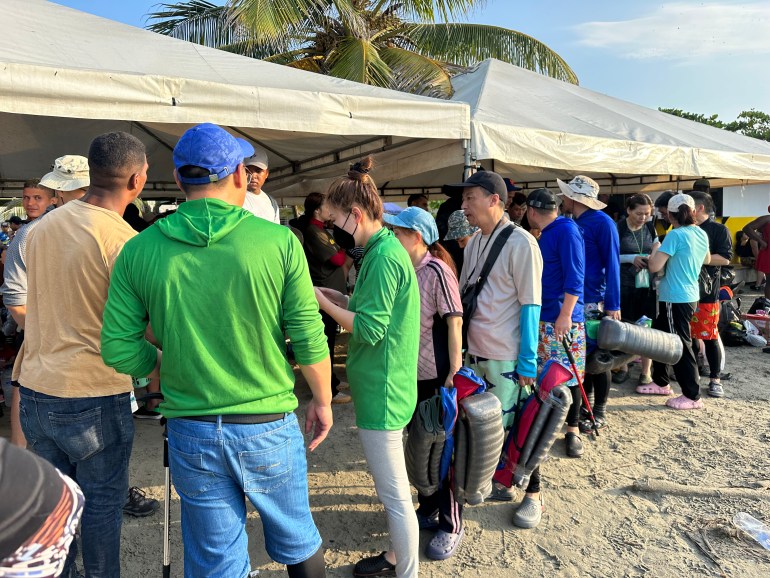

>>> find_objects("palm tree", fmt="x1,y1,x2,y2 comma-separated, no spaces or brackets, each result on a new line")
146,0,577,97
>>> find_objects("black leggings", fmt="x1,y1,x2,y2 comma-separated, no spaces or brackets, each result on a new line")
565,385,582,427
693,338,722,380
581,370,610,416
652,301,700,400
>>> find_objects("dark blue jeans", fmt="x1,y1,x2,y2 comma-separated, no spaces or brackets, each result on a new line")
19,387,134,578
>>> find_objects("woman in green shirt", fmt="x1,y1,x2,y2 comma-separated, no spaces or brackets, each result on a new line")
315,157,420,578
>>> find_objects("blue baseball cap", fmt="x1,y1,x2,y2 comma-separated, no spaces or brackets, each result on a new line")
383,206,438,245
173,123,254,185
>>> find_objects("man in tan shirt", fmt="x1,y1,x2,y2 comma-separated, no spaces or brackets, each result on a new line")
18,132,153,577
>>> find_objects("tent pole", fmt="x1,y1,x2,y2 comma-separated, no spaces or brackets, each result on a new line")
463,139,473,180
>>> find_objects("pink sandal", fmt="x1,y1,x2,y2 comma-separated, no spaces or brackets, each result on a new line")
665,395,704,410
635,383,672,395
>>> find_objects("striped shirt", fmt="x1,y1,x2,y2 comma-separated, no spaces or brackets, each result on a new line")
415,252,462,381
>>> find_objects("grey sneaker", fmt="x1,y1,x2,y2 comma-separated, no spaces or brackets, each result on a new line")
512,496,543,529
708,381,724,398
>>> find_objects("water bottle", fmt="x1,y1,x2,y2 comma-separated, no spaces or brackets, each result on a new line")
733,512,770,550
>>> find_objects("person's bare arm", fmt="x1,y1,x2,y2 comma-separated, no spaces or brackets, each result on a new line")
298,357,333,451
743,215,770,248
445,316,463,387
7,305,25,330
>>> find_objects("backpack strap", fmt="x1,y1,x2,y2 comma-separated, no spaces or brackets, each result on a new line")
474,223,517,294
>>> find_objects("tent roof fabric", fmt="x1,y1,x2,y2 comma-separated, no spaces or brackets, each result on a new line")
449,59,770,181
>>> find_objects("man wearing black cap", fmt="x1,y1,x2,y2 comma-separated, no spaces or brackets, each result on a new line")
101,123,331,578
526,188,587,458
453,170,545,528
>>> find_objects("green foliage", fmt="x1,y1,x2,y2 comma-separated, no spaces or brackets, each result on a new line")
659,107,770,142
146,0,578,97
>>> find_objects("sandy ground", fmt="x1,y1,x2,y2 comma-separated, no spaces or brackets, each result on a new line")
2,308,770,577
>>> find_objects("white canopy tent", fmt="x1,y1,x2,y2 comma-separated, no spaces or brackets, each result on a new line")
0,0,469,203
382,59,770,197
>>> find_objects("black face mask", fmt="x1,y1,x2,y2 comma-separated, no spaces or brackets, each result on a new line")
333,211,359,251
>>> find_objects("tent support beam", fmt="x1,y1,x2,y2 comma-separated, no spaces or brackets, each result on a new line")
227,127,294,165
131,122,174,152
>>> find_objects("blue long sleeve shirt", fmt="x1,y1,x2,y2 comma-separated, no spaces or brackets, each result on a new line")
575,209,621,311
538,216,585,323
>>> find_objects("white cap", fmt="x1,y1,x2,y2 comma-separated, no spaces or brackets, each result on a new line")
668,193,695,213
243,147,268,170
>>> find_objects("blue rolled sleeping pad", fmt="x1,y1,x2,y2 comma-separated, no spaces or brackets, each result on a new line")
438,386,458,485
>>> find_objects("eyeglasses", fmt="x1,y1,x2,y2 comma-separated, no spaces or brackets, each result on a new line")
244,169,253,186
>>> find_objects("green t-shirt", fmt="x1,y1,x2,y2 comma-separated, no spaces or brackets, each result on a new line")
101,198,328,418
347,228,420,430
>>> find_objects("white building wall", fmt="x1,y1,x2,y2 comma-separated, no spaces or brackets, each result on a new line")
723,184,770,217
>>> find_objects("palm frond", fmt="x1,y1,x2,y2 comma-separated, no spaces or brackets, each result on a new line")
379,46,453,97
145,1,241,47
404,22,579,84
387,0,487,24
228,0,331,43
326,36,392,86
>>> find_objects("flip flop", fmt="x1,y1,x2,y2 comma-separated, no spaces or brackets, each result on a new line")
425,528,465,560
635,383,672,395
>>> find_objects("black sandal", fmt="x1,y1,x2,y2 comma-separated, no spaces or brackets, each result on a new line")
353,552,396,577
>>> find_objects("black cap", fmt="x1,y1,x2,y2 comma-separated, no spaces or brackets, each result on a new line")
8,216,23,225
527,188,557,210
654,190,675,208
447,171,508,204
693,178,710,192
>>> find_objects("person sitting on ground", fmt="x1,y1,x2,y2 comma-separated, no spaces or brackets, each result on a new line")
101,123,332,578
314,157,420,577
642,194,710,410
556,175,620,434
385,206,464,561
615,194,659,385
742,206,770,300
301,191,352,405
443,209,479,273
689,190,732,398
526,188,587,458
242,147,281,223
407,193,429,211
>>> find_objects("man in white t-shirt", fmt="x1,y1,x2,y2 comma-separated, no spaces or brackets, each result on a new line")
242,148,280,223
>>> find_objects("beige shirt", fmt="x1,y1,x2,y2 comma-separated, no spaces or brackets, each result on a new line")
459,218,543,361
19,200,136,397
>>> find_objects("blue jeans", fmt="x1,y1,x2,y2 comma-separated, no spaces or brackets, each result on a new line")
166,413,322,577
19,387,134,578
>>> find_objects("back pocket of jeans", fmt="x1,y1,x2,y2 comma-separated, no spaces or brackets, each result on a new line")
168,447,214,498
49,407,104,461
240,439,291,493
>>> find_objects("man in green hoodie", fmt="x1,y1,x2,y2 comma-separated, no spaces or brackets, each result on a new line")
101,123,332,578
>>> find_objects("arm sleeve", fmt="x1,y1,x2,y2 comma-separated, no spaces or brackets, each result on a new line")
352,255,403,346
561,227,584,300
517,304,541,378
281,233,329,365
600,221,621,311
430,262,462,318
328,249,346,267
0,229,30,307
658,231,678,256
714,225,733,261
100,247,158,378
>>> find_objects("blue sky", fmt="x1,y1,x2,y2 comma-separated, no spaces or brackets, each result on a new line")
53,0,769,120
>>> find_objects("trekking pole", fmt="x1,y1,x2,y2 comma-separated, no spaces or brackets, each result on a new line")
561,337,599,437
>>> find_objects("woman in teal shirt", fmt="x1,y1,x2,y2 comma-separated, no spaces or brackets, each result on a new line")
640,193,710,410
315,157,420,578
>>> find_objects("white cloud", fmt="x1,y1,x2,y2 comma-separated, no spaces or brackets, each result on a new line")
576,2,770,61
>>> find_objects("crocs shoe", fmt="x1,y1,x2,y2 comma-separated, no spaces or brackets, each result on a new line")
512,496,543,529
665,395,704,410
707,381,724,398
565,432,584,458
353,552,396,577
425,528,464,560
635,383,672,395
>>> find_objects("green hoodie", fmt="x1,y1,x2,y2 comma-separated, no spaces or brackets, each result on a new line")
101,198,328,418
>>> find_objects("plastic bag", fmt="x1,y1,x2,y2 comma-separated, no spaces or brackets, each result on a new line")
635,268,650,289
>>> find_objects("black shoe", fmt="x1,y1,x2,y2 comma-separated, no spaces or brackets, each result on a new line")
123,487,159,517
698,365,709,377
611,370,629,384
578,415,607,434
353,552,396,577
565,432,584,458
133,406,162,420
